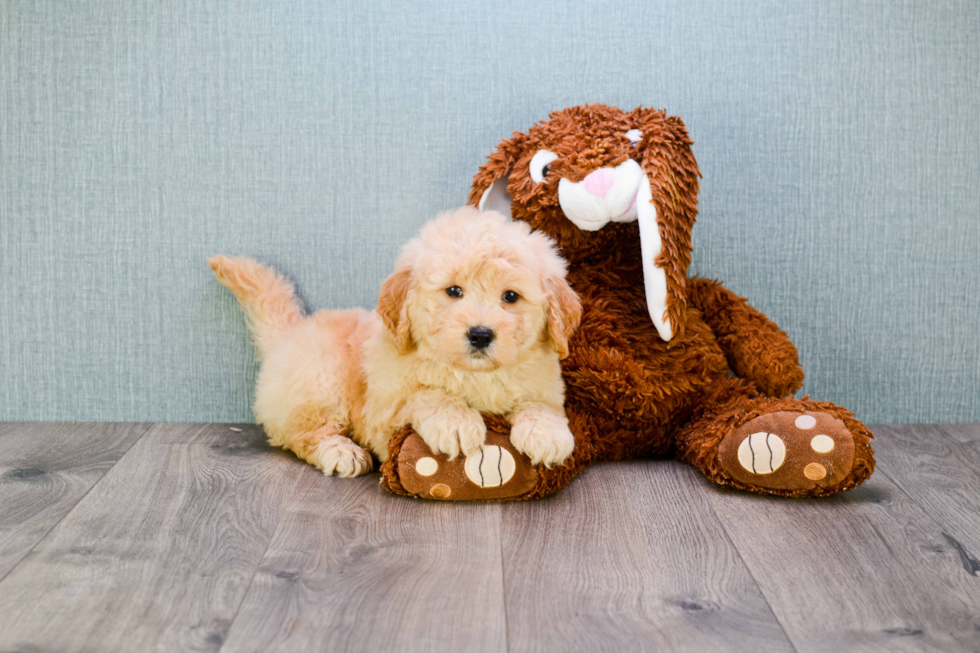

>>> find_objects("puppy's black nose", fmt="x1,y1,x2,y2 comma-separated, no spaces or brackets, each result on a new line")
467,326,495,350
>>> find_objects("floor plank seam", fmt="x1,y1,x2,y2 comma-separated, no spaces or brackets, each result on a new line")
874,465,980,576
0,422,156,587
216,469,307,653
691,467,801,653
495,503,511,653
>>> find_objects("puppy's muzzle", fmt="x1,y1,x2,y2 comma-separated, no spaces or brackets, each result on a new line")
466,326,494,351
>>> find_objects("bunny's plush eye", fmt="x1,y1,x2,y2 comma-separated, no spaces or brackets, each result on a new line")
625,129,643,146
529,150,559,183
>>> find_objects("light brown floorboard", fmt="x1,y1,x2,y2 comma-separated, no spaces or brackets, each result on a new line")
0,422,150,580
500,461,794,653
0,423,300,653
219,471,508,653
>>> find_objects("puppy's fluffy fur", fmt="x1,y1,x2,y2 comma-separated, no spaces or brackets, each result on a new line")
209,207,582,477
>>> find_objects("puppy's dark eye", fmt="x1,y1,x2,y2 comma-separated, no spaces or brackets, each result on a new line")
502,290,520,304
446,286,463,298
541,164,551,178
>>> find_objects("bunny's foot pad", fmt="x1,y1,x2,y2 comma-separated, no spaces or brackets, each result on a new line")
718,410,858,493
383,429,539,501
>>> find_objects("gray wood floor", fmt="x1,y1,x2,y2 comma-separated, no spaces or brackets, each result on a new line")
0,423,978,652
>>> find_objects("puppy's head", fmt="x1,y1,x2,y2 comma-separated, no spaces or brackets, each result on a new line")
377,206,581,372
468,104,700,342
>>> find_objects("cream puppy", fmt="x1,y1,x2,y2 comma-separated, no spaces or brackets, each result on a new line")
208,207,582,477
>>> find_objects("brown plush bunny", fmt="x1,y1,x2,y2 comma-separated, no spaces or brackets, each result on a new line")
382,104,875,500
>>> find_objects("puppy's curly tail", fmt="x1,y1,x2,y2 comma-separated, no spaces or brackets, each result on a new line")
208,255,303,359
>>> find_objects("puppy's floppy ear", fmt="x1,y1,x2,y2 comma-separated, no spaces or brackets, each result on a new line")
377,268,414,354
544,275,582,360
468,131,528,219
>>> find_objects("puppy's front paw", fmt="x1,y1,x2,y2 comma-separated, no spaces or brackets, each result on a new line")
510,413,574,467
414,407,487,460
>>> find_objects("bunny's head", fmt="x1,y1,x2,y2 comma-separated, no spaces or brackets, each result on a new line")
469,104,700,342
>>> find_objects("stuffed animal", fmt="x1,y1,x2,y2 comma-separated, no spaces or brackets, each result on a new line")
381,104,875,500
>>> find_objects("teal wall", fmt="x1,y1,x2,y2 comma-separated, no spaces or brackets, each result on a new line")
2,0,978,423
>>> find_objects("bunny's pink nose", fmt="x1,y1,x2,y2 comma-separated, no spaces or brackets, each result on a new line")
582,168,616,198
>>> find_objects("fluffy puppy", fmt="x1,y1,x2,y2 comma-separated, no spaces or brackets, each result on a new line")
208,206,582,477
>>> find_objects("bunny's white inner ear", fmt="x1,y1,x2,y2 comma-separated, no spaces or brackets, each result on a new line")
478,175,513,219
636,174,672,341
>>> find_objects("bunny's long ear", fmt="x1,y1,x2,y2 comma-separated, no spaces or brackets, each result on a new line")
629,107,701,343
468,132,528,218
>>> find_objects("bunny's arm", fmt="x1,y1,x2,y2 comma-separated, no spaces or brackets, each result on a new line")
686,277,805,398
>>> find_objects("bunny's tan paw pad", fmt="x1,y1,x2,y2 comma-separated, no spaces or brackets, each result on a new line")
718,411,856,493
394,430,538,501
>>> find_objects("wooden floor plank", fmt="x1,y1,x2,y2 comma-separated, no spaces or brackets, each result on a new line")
0,423,301,653
500,461,794,653
0,422,150,580
937,423,979,444
702,462,980,653
871,424,980,555
220,471,507,653
872,422,980,444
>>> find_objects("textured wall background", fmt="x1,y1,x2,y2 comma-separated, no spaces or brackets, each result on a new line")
1,0,978,423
